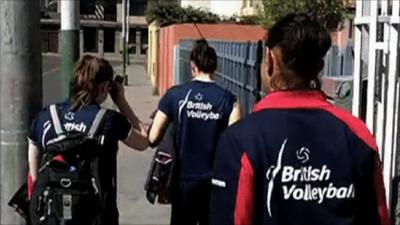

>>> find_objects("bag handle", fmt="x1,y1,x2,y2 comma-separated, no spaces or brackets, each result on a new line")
49,104,65,136
49,105,107,143
87,108,108,139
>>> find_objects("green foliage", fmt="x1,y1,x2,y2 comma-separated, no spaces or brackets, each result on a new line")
146,0,347,29
146,2,261,27
146,2,221,27
258,0,348,31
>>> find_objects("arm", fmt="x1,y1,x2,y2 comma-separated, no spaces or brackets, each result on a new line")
148,110,170,146
116,99,149,151
229,101,242,126
123,128,149,151
111,82,149,151
117,98,143,131
28,142,41,183
148,89,173,147
210,130,254,225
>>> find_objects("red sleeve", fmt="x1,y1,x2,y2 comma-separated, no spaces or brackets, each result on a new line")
234,153,254,225
373,156,390,225
28,174,34,200
211,130,254,225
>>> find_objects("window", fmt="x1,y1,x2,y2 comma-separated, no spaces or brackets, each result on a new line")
141,28,148,54
104,0,117,20
128,28,136,54
129,0,147,16
104,0,117,16
81,0,96,14
104,28,116,53
83,27,98,53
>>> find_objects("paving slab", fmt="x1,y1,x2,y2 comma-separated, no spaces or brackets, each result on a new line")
113,64,171,225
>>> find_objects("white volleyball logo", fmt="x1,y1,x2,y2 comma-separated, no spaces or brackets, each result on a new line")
296,147,310,163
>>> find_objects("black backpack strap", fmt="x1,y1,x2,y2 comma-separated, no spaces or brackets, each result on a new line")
87,108,108,140
49,104,65,136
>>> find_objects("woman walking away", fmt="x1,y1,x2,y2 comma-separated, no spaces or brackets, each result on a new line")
210,13,390,225
28,55,148,225
149,39,241,225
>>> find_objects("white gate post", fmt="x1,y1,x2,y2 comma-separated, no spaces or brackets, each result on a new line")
353,0,400,210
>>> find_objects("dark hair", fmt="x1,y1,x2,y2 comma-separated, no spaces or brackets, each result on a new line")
190,39,218,74
266,13,331,90
70,55,113,110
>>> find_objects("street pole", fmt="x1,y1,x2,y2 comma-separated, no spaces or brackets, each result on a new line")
121,0,129,85
122,0,126,82
61,0,80,99
126,0,130,68
0,0,42,224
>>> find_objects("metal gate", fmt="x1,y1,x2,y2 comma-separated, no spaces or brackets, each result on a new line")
322,43,354,77
352,0,400,220
176,39,264,114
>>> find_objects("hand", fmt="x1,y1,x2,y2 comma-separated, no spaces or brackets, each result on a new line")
110,81,126,106
149,110,157,120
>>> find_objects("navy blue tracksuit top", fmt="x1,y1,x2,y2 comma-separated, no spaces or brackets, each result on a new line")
210,91,389,225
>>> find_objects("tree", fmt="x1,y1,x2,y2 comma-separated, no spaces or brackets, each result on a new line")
146,2,221,27
258,0,349,31
146,1,264,27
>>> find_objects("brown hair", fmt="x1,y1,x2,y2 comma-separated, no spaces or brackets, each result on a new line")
266,13,331,91
70,55,113,110
190,39,217,74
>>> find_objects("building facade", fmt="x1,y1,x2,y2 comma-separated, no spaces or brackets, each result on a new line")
41,0,148,61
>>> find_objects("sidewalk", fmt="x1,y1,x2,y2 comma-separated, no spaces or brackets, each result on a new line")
112,64,170,225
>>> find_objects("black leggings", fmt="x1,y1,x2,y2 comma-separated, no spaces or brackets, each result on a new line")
170,179,211,225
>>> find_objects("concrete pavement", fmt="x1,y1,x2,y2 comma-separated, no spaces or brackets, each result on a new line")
42,55,123,106
113,64,171,225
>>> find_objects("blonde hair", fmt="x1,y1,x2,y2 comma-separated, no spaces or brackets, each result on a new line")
70,55,113,110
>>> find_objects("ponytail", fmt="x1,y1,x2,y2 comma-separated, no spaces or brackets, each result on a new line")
190,39,217,74
70,55,113,110
266,13,331,90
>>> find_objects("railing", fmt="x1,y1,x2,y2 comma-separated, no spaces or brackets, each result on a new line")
320,44,355,112
322,43,354,77
353,0,400,222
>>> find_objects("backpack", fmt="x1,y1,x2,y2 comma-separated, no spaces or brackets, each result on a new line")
29,104,108,225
